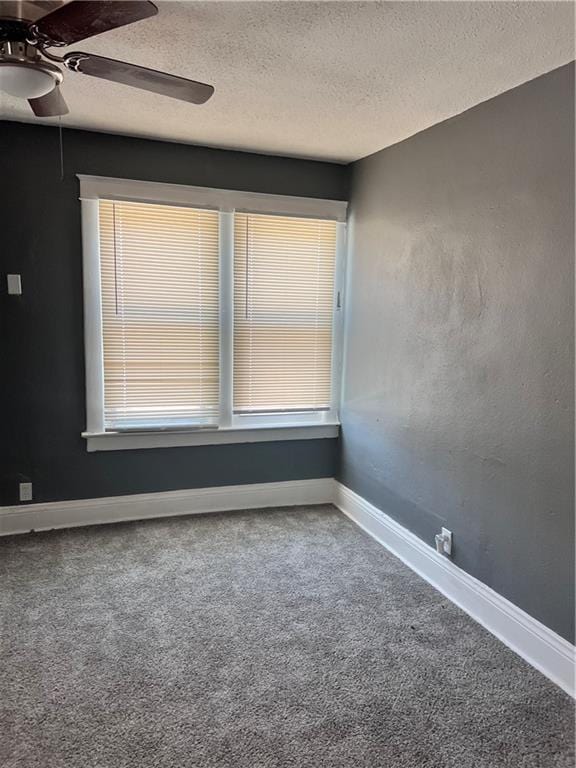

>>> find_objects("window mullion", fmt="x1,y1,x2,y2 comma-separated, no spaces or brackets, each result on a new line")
218,209,234,427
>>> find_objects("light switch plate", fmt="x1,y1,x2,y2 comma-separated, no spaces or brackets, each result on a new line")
7,274,22,295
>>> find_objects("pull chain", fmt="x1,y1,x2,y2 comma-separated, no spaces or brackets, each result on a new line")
58,116,64,181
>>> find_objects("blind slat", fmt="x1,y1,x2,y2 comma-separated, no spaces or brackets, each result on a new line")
99,200,220,429
233,213,336,413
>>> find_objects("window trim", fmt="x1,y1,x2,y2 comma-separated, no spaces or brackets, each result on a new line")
78,175,347,222
79,175,346,452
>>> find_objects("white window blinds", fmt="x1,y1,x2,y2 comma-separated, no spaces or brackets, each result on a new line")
233,213,337,414
98,200,219,430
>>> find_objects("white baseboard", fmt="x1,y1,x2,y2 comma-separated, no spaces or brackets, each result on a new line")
333,481,575,698
0,478,333,536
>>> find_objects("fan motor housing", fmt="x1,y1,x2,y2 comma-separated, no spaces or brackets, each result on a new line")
0,18,29,42
1,38,38,60
0,38,61,75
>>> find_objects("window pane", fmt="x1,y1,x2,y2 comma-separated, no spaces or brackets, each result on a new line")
233,213,336,413
99,200,219,429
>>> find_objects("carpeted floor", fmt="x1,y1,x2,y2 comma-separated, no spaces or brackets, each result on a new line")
0,505,573,768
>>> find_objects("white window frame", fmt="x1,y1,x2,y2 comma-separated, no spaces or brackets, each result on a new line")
78,175,347,452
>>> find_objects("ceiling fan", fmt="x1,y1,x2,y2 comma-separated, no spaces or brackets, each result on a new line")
0,0,214,116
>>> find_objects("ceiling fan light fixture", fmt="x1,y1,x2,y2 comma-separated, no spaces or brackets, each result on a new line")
0,61,60,98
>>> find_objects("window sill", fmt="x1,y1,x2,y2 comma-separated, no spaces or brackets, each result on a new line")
82,423,340,452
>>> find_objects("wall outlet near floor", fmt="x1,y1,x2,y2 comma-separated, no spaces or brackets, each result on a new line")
435,527,452,557
19,482,33,502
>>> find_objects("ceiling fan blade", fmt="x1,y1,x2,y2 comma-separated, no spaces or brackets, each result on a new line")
33,1,157,45
28,86,68,116
65,52,214,105
0,1,68,24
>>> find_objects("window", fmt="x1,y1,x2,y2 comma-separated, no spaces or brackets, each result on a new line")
233,213,336,415
99,200,219,430
79,176,346,451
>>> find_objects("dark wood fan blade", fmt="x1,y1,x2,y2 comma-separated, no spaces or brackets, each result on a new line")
0,1,68,24
28,86,68,116
65,52,214,105
34,1,157,45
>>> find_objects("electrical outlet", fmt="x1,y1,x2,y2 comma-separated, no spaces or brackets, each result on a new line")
435,527,452,556
19,482,33,502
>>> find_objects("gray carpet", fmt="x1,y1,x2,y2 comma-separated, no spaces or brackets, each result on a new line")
0,505,573,768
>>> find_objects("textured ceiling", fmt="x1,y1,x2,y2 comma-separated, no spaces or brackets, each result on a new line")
1,1,574,162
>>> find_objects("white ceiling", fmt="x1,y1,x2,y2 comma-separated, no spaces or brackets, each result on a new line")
1,1,574,163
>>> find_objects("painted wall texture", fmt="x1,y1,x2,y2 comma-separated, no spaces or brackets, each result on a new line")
340,64,575,642
0,123,347,505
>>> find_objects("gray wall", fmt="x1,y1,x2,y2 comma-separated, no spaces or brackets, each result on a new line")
340,64,575,642
1,122,347,505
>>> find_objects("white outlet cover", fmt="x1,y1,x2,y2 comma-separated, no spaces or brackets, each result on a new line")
7,274,22,295
19,482,33,502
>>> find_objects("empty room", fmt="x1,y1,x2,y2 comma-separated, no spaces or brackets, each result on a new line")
1,1,574,766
